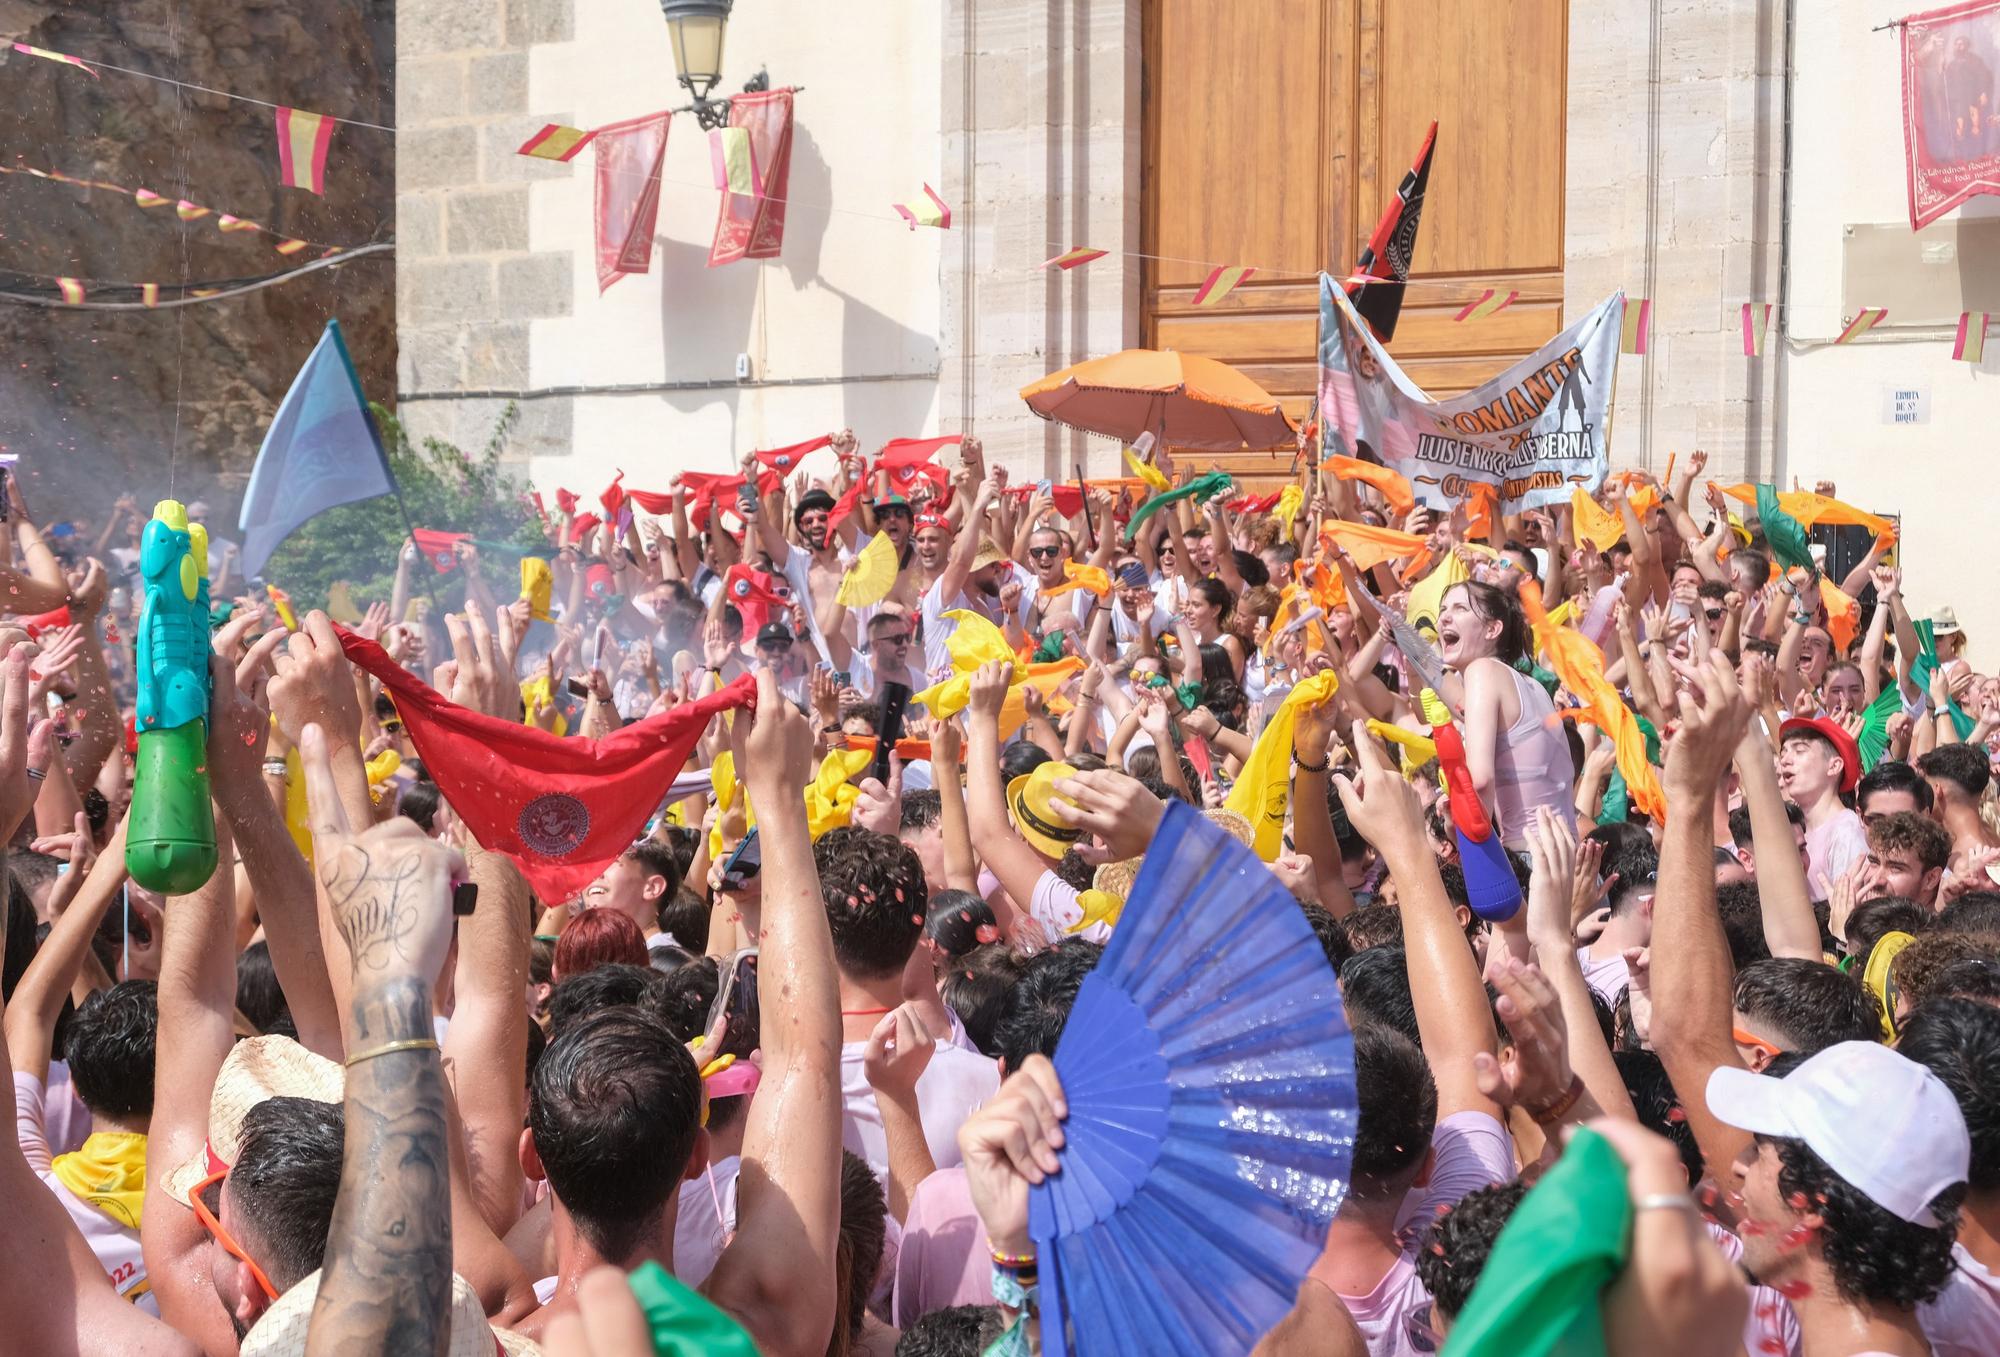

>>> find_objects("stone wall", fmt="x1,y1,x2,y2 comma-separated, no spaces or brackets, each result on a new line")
1565,0,1788,484
394,0,575,465
939,0,1144,480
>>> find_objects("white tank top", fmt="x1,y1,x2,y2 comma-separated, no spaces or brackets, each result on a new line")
1492,665,1575,848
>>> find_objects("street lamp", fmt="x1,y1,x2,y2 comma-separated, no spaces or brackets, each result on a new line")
659,0,741,130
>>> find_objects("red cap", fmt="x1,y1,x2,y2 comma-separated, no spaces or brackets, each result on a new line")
1778,715,1861,794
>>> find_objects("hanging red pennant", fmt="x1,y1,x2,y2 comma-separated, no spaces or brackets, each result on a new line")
709,88,795,267
593,111,671,292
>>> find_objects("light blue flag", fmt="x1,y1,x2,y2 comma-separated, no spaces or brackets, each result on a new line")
237,319,396,580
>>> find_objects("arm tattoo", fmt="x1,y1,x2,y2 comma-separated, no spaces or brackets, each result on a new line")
321,847,424,975
306,976,454,1357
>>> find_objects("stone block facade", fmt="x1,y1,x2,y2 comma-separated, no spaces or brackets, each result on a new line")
395,0,576,464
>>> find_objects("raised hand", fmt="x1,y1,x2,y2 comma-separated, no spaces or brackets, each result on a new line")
1472,958,1576,1115
1330,719,1426,860
1663,649,1752,799
957,1055,1067,1258
269,613,365,748
862,1003,936,1101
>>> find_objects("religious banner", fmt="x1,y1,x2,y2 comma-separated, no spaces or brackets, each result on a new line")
709,88,796,267
1317,276,1623,513
1901,0,2000,229
594,111,671,292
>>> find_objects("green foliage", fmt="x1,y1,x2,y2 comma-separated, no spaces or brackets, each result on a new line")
260,402,546,611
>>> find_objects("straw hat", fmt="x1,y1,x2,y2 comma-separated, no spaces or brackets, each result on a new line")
1084,806,1254,917
161,1036,344,1210
1932,606,1964,637
1007,760,1084,859
240,1269,539,1356
971,541,1010,573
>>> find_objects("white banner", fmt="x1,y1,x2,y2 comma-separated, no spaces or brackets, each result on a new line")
1317,278,1625,513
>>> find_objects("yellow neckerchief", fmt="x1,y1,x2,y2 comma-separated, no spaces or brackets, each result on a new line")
51,1131,148,1230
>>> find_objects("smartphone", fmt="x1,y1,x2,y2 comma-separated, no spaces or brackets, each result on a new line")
566,676,591,698
718,828,762,892
705,948,760,1042
831,671,851,688
735,483,759,517
871,682,911,786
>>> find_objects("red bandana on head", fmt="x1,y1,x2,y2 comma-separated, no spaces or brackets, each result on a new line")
411,529,468,574
336,627,757,903
722,564,789,640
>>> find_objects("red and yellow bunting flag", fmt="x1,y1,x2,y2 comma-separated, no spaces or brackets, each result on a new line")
1454,288,1518,322
141,283,159,308
134,188,169,209
1835,307,1887,344
56,277,84,305
274,106,335,195
1741,302,1773,356
275,239,309,256
1953,311,1988,364
175,199,210,221
894,183,951,229
11,42,97,78
217,214,259,232
1192,264,1254,307
1044,246,1107,270
517,122,598,162
1620,297,1650,354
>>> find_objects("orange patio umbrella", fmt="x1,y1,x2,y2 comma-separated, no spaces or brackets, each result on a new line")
1019,348,1296,453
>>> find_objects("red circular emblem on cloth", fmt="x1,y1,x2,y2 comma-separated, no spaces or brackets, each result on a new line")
517,793,590,858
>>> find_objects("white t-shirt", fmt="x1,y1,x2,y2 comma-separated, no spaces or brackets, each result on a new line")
14,1073,157,1314
919,577,1015,686
1029,869,1110,945
839,1039,999,1184
1804,809,1870,898
1922,1240,2000,1357
1577,947,1631,1007
1110,598,1172,648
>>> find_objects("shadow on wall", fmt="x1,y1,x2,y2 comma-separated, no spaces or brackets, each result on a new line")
652,120,940,439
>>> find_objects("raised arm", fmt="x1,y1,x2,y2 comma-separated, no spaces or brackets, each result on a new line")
1730,658,1821,959
1646,650,1755,1182
964,661,1043,934
702,669,843,1357
935,475,998,606
442,846,531,1237
1286,697,1360,919
3,814,124,1083
1334,721,1501,1121
298,724,459,1357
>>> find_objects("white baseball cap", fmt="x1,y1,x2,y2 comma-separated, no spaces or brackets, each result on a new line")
1706,1041,1970,1226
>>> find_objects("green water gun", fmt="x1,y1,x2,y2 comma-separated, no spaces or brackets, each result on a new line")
126,499,217,894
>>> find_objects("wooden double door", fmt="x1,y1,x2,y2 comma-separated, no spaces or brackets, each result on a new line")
1143,0,1571,477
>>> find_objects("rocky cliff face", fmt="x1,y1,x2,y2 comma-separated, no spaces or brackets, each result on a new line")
0,0,394,523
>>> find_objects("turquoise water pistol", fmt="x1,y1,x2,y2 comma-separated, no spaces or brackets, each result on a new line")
126,499,218,894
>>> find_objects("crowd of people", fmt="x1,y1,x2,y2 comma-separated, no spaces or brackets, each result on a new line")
2,430,1997,1357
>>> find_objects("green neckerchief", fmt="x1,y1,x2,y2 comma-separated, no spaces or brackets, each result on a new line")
1034,629,1068,664
1443,1125,1632,1356
1122,471,1233,542
1597,716,1659,826
1175,681,1206,712
1754,483,1814,572
625,1260,758,1356
1910,618,1976,741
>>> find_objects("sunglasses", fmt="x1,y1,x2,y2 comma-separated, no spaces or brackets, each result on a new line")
759,641,793,655
875,632,912,647
1028,546,1062,559
1704,608,1723,622
192,1168,281,1303
1732,1024,1783,1065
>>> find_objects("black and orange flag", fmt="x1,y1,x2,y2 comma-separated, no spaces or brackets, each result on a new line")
1344,120,1436,344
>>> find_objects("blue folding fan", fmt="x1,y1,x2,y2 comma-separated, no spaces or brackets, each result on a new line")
1027,801,1356,1356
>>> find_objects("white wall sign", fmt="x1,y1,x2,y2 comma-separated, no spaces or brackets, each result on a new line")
1882,385,1930,425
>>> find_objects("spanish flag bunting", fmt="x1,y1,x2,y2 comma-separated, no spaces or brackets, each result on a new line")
1044,246,1107,270
175,200,210,221
516,123,598,162
1835,307,1887,344
1953,311,1988,364
1454,288,1518,323
1620,297,1650,354
191,288,221,298
11,42,97,78
217,214,259,232
275,239,308,256
56,277,84,305
273,106,335,196
1192,264,1254,307
1741,302,1773,357
141,283,159,308
707,126,762,197
894,183,951,229
134,188,169,209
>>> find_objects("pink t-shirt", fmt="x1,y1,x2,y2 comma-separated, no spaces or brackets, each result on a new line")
1317,1110,1517,1356
1576,947,1631,1007
891,1166,988,1327
14,1073,156,1314
1921,1241,2000,1357
838,1039,999,1184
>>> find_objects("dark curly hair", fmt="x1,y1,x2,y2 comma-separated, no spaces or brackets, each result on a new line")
1768,1136,1962,1308
1415,1179,1529,1321
814,826,929,980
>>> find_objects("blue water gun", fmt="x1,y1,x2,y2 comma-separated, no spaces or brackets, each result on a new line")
1419,687,1522,922
126,500,218,894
